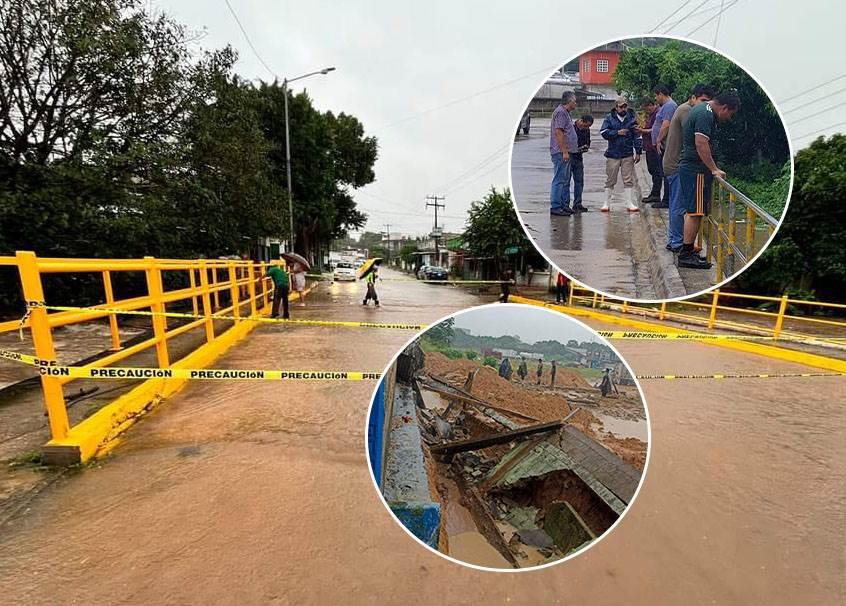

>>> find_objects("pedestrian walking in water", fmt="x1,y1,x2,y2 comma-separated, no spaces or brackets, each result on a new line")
550,360,557,387
536,359,543,385
265,260,290,320
518,356,528,382
599,368,614,397
363,266,380,306
526,265,534,286
498,357,513,381
291,262,307,306
599,96,642,212
555,272,569,303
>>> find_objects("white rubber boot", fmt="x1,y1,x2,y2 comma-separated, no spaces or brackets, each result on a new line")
625,187,640,212
601,187,612,212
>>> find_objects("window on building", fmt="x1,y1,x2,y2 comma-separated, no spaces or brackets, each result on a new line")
583,59,590,73
596,59,609,73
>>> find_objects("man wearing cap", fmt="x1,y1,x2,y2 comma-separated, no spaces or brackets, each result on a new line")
549,91,580,216
599,96,642,212
676,91,741,269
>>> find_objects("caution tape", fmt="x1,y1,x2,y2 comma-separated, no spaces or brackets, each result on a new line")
27,303,425,331
0,348,380,381
597,331,778,341
636,372,845,380
318,274,507,284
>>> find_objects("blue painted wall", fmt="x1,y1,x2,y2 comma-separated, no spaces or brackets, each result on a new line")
367,378,386,488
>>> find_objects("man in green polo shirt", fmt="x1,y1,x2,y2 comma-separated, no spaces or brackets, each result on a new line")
265,261,290,319
677,91,740,269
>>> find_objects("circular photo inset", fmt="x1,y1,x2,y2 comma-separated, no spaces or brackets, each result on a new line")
365,304,650,571
510,35,793,302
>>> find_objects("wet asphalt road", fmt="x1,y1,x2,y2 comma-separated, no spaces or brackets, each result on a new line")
511,117,662,299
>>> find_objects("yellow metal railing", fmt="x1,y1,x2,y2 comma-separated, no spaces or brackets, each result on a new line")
566,282,846,347
701,176,779,282
0,251,278,442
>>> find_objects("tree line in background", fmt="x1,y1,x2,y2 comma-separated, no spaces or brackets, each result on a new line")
613,41,790,217
0,0,376,310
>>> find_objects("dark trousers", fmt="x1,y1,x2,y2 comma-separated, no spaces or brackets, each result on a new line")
570,154,584,205
364,282,379,304
555,284,566,303
500,283,510,303
272,285,290,319
644,149,663,198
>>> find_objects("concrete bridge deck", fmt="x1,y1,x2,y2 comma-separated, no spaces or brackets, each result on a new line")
0,280,843,604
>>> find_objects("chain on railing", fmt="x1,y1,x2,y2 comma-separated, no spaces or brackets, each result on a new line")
702,175,779,282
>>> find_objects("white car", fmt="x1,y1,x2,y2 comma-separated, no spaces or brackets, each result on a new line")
333,261,357,281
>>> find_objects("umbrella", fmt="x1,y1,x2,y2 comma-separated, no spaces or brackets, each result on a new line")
357,258,383,280
281,252,311,271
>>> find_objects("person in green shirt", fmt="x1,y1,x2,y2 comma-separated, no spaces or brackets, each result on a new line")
363,267,380,306
265,261,290,319
676,91,740,269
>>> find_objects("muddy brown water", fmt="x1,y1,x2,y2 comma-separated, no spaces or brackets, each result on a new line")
0,287,843,604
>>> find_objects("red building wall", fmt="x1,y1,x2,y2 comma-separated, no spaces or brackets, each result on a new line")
579,50,621,85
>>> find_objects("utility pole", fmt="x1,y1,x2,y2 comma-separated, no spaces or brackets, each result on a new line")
383,223,391,264
425,195,445,267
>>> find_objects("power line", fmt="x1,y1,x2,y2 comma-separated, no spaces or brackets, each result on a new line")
223,0,277,79
662,0,711,33
788,100,846,127
431,141,512,193
779,74,846,105
443,161,508,195
782,85,846,115
793,120,846,141
663,3,722,31
379,65,559,129
713,0,725,44
650,0,694,32
687,0,741,37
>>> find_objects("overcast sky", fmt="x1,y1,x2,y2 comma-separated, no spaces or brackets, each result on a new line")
451,305,601,345
156,1,842,237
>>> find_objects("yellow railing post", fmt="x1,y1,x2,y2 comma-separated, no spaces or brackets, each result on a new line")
715,222,724,282
198,260,215,343
567,281,575,306
659,302,666,320
773,294,789,340
622,301,629,314
102,270,122,351
189,268,199,317
16,251,70,440
708,289,720,329
247,263,258,317
228,261,240,320
592,291,598,308
144,256,170,368
211,264,220,310
745,206,755,260
259,262,268,309
727,192,737,276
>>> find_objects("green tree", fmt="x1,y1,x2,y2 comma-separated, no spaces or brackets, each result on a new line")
462,187,531,275
427,318,455,346
613,41,789,192
735,134,846,301
465,350,478,360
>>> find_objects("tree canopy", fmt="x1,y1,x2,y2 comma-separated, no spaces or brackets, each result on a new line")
462,187,534,272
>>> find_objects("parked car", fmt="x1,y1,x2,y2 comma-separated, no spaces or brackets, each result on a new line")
417,265,448,281
333,261,356,281
517,110,531,135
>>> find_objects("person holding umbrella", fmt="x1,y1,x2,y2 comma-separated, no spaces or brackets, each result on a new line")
280,252,311,307
359,257,382,306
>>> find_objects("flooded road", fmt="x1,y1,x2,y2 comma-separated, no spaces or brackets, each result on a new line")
512,119,679,299
0,283,843,604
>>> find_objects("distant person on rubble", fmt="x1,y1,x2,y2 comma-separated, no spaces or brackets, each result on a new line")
536,358,544,385
598,368,614,397
362,266,380,307
550,360,557,387
265,260,290,320
498,357,513,381
518,356,528,382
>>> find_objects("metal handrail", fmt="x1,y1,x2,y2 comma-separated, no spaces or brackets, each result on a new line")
713,175,778,227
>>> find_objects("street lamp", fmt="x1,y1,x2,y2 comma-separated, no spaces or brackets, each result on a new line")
283,66,336,252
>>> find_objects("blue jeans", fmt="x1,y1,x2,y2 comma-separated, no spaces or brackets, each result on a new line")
550,152,572,211
667,172,684,248
570,154,584,205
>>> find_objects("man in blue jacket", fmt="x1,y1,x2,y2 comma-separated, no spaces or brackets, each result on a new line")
599,96,642,212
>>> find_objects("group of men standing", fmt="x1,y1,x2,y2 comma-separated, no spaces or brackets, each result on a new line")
549,84,740,269
498,356,559,387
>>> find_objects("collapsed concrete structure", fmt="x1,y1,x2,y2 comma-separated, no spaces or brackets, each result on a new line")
367,342,646,568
